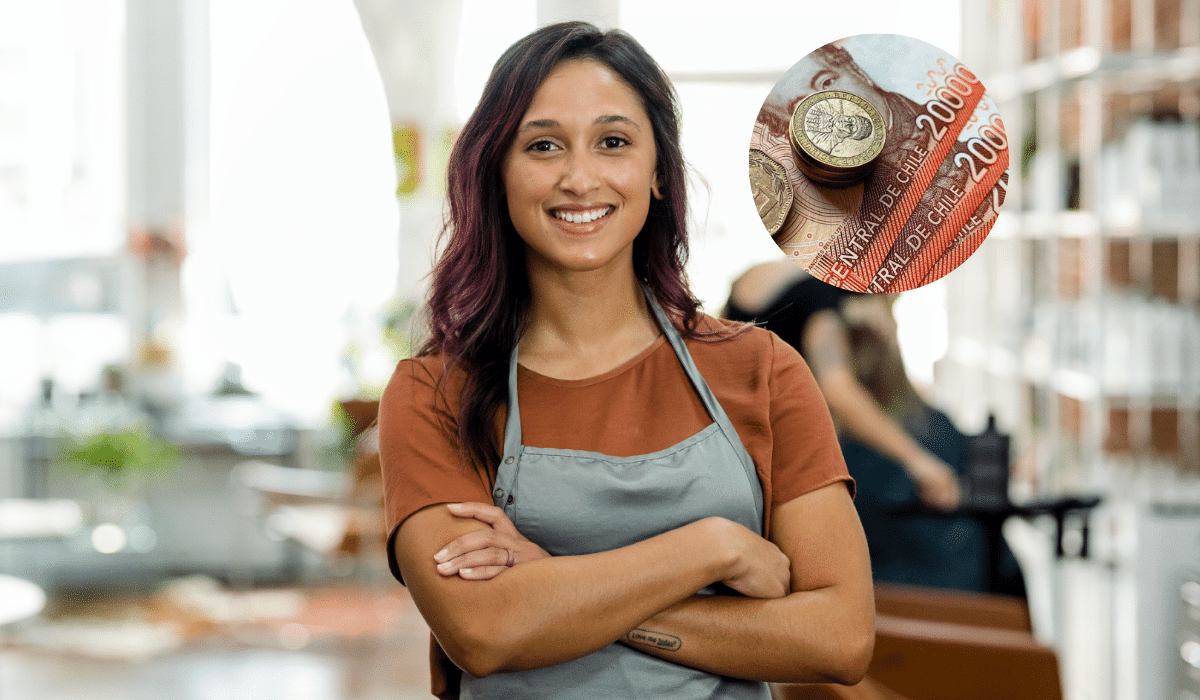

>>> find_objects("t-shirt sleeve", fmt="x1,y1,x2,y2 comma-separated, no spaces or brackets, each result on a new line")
767,332,855,506
378,358,494,583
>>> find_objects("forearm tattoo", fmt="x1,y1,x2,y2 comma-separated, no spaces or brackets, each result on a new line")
626,628,682,652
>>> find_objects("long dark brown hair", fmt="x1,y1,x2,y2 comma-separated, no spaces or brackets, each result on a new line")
845,320,926,433
419,22,702,475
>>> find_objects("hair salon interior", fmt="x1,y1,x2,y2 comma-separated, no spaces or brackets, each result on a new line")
1,0,1198,698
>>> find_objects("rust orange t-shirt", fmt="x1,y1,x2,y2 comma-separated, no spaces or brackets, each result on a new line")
379,314,852,571
378,314,853,698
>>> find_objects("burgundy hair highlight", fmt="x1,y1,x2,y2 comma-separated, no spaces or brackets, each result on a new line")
419,22,703,476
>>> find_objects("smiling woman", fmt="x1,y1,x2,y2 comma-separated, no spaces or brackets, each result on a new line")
377,21,874,700
502,59,660,278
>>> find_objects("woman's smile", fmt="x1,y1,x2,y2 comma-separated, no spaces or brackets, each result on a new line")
549,205,614,226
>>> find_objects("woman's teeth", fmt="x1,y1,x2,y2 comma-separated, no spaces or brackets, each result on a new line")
553,207,610,224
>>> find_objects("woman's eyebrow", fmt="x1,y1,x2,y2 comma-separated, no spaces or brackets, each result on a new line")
594,114,641,131
517,118,560,133
516,115,642,133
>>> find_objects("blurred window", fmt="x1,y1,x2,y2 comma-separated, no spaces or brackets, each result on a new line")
205,0,399,419
0,1,127,422
0,1,126,262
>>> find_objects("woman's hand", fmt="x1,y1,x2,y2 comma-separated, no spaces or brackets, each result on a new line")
433,502,550,580
902,451,962,511
704,517,791,599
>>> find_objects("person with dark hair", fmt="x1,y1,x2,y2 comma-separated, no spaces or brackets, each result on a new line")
377,21,872,700
840,303,1025,596
726,264,1024,595
724,259,961,512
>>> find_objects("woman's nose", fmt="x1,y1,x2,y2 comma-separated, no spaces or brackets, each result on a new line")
558,151,600,195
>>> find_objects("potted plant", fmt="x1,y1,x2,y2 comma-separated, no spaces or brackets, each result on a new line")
63,427,178,488
61,425,178,544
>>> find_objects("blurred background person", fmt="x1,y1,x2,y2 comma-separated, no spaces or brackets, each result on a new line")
838,296,1025,596
724,260,960,512
724,259,1024,596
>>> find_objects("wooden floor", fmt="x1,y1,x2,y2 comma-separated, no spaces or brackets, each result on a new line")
0,571,434,700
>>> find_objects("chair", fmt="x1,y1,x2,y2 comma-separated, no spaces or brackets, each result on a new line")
872,582,1032,631
0,575,46,627
771,676,914,700
772,583,1062,700
0,498,83,540
0,499,80,635
230,402,386,580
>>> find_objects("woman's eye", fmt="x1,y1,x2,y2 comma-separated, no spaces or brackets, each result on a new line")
601,136,629,149
528,140,558,152
820,76,836,89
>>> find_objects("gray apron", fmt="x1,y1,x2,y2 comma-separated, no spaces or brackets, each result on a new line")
460,287,772,700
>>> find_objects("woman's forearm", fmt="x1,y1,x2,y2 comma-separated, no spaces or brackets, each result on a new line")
621,585,874,685
617,484,876,685
819,369,961,510
819,368,926,467
802,310,926,470
398,510,765,678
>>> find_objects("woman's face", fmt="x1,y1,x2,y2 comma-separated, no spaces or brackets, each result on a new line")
502,58,659,277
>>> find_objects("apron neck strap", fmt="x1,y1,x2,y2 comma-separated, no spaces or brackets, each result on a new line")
501,282,761,527
503,282,695,458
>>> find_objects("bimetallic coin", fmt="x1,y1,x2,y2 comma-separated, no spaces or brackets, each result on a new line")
790,90,886,187
748,149,793,236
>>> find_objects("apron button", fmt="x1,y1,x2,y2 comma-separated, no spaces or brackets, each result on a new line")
506,494,514,505
493,488,504,499
504,456,515,464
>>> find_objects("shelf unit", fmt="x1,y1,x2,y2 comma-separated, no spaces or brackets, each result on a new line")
956,1,1199,699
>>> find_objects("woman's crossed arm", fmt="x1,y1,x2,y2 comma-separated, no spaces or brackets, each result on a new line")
407,479,874,684
618,481,874,684
393,501,790,679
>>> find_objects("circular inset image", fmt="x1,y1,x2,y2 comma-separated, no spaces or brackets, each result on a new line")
749,34,1010,293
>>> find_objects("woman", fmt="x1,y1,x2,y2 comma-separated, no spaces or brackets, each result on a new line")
723,261,961,512
379,22,873,699
840,309,1025,597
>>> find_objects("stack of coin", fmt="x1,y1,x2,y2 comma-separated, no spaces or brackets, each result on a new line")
749,149,793,236
789,90,886,188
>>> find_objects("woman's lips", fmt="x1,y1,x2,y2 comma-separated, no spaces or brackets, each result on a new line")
549,206,613,225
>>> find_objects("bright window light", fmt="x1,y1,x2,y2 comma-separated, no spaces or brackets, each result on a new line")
205,0,398,419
